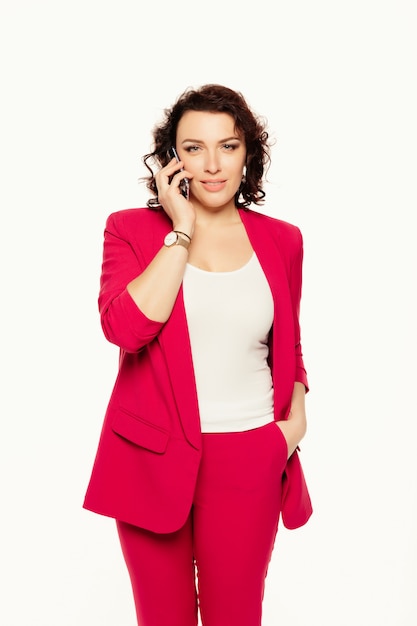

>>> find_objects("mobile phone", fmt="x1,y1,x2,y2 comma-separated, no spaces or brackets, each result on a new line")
167,146,190,200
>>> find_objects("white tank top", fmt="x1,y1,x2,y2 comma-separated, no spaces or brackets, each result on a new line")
182,253,275,433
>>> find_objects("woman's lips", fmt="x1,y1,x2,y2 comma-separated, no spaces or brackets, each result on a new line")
200,179,227,192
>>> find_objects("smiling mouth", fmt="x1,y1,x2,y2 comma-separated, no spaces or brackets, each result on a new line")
200,179,227,193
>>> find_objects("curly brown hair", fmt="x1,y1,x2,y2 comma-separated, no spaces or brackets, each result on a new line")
142,84,271,209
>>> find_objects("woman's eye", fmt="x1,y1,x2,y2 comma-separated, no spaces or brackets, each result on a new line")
223,143,238,151
185,145,200,153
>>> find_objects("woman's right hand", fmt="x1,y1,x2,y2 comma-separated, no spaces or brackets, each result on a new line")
125,159,195,323
155,158,196,238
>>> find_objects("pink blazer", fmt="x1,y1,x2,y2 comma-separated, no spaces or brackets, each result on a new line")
83,207,312,532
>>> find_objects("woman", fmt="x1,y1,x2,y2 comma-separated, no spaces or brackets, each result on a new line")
83,84,312,626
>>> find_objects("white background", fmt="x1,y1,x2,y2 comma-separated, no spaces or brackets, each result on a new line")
1,1,416,624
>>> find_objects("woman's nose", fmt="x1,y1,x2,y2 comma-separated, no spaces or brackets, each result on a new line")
204,151,220,174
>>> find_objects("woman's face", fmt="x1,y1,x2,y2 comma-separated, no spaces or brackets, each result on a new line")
175,110,246,212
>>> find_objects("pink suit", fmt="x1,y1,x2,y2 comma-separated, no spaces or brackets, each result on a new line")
83,206,312,533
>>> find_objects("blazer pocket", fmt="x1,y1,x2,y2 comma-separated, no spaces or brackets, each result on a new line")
112,407,169,454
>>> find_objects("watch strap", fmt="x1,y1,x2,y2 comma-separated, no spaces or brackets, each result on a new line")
164,230,191,250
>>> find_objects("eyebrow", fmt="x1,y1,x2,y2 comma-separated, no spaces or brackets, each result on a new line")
181,136,241,144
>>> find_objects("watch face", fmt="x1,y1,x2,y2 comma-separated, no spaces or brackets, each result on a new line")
164,231,177,246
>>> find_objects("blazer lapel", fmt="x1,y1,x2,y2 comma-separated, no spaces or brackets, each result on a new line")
240,210,296,420
158,286,202,450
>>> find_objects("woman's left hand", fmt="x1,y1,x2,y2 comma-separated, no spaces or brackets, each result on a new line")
275,382,307,458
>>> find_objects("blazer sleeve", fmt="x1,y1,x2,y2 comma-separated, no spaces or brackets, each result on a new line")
98,212,164,352
290,227,309,391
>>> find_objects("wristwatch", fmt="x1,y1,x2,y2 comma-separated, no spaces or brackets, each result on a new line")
163,231,191,250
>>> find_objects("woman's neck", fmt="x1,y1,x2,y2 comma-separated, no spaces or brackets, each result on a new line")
194,204,241,228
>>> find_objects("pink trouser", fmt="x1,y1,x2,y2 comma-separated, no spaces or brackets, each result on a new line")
116,421,287,626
